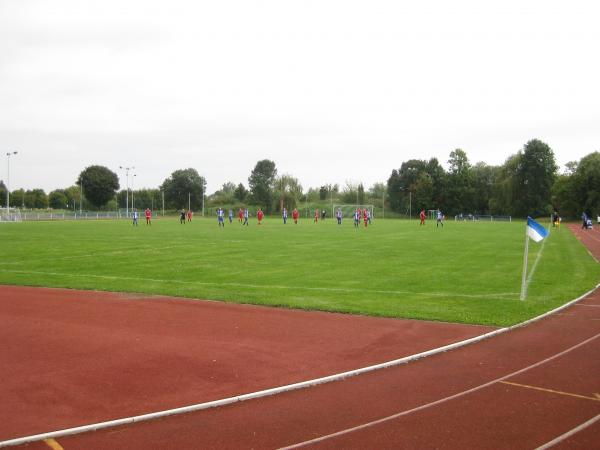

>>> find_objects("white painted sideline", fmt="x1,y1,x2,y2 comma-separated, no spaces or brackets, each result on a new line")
1,283,598,448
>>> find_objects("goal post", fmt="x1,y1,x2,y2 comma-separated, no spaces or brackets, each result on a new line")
332,205,374,219
0,208,22,222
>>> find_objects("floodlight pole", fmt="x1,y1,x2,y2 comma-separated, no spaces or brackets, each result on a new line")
132,174,137,209
5,151,18,213
119,166,134,217
79,178,83,214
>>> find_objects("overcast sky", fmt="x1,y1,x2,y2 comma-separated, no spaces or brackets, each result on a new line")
1,0,599,194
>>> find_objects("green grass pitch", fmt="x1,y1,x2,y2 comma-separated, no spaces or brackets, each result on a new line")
1,217,598,326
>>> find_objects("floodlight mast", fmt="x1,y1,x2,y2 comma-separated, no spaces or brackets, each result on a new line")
119,166,134,217
5,151,18,214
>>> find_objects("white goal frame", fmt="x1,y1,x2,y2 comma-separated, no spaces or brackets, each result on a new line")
0,208,22,222
333,204,374,219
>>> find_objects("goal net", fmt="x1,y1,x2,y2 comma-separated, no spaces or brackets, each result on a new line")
333,205,374,219
0,208,22,222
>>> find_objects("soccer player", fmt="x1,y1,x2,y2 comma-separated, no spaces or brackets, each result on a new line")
314,209,319,223
282,207,288,224
336,208,342,225
292,208,299,224
238,208,244,223
436,209,444,228
257,208,264,225
187,210,193,222
353,209,360,228
180,209,186,224
363,208,368,228
367,209,371,225
420,209,426,226
132,208,139,226
217,207,225,227
145,208,152,226
243,208,249,226
228,208,233,224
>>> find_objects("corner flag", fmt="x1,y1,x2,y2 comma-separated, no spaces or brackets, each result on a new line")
527,217,549,243
520,217,550,300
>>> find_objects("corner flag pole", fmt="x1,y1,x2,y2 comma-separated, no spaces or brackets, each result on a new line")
520,224,530,301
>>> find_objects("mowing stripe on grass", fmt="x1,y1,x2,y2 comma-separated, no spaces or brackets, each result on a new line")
0,283,596,449
0,269,518,299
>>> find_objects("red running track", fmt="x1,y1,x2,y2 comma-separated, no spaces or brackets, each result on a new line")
0,287,493,443
4,224,600,449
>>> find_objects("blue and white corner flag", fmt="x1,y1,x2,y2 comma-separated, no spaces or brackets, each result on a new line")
527,217,549,243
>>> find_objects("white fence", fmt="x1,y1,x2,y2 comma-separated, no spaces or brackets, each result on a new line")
18,211,126,221
454,214,512,222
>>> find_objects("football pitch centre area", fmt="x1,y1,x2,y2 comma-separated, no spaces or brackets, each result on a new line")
0,217,598,326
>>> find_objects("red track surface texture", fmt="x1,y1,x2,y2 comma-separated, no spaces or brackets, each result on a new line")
2,225,600,449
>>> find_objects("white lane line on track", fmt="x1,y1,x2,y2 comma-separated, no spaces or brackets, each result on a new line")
535,413,600,450
278,331,600,450
0,283,597,449
0,269,517,299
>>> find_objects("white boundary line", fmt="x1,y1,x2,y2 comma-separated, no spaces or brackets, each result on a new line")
535,412,600,450
279,331,600,449
0,283,598,448
0,269,517,299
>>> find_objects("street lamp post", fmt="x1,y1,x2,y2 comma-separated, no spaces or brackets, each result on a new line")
5,151,18,214
119,166,134,217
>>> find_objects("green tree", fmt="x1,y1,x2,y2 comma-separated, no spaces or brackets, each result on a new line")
514,139,557,217
572,152,600,215
357,183,365,204
446,149,474,215
387,160,430,213
24,189,48,209
0,180,6,207
64,185,83,210
234,183,248,202
160,168,207,210
471,162,500,214
77,165,119,208
48,189,68,209
275,175,303,211
412,173,433,211
248,159,277,212
490,153,521,215
551,174,578,218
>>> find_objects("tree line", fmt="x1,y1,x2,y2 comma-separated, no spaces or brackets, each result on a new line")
1,138,598,218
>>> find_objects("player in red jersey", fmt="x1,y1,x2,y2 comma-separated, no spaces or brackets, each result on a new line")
145,208,152,226
363,209,368,228
187,210,193,222
314,209,319,223
420,209,426,226
257,208,264,225
292,208,299,224
238,208,243,223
